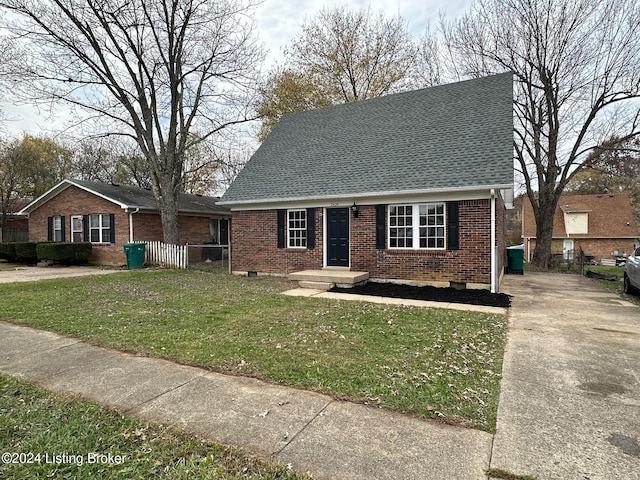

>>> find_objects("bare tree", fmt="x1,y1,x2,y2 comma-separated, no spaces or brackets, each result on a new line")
256,6,418,139
69,137,153,188
289,6,418,102
441,0,640,267
0,0,263,243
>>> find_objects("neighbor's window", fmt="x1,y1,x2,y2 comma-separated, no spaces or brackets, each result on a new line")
287,209,307,248
53,215,63,242
90,214,111,243
71,215,83,242
389,203,446,249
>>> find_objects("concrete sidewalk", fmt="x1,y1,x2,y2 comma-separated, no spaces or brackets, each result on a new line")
0,321,492,480
494,273,640,480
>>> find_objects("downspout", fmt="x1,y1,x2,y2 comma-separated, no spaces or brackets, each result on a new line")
128,208,140,242
490,189,497,293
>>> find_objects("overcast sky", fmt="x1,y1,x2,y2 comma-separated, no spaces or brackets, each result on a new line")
1,0,472,137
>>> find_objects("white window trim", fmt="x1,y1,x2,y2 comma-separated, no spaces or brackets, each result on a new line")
71,215,83,243
388,203,447,250
89,214,111,244
287,209,307,249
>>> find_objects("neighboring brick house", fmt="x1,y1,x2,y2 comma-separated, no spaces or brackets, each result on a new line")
220,73,514,292
19,179,230,265
522,193,640,262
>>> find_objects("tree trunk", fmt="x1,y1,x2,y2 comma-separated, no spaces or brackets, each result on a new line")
531,192,561,268
156,177,180,245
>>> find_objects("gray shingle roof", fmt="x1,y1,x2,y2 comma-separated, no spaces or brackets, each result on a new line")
21,179,230,216
221,73,514,205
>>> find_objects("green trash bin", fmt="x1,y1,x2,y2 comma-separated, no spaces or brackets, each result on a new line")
506,245,524,274
123,242,146,269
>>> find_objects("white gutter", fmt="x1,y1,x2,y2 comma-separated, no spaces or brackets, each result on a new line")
218,183,515,206
128,208,140,242
490,189,497,293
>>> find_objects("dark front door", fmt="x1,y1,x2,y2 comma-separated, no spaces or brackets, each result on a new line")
327,208,349,267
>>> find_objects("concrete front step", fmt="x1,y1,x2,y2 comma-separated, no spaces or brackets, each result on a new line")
289,270,369,288
298,281,335,291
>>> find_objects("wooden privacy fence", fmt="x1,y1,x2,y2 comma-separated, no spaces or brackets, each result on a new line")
145,241,188,270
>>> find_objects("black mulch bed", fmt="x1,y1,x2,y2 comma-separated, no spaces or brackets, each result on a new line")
329,282,512,308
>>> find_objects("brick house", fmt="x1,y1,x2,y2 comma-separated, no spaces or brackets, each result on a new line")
220,74,514,292
19,179,230,265
522,193,640,262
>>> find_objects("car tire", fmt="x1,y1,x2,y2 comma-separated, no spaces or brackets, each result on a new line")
623,275,636,295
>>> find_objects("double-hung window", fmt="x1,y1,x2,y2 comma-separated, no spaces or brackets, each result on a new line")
71,215,84,242
389,203,446,249
287,209,307,248
52,216,63,242
90,214,111,243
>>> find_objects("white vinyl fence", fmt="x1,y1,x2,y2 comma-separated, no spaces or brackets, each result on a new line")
145,241,188,270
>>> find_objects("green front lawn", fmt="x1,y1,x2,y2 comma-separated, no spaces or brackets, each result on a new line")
0,270,507,431
0,374,303,479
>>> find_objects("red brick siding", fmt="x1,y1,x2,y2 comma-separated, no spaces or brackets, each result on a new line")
232,199,505,285
134,214,212,245
29,186,218,265
28,186,130,264
231,209,323,273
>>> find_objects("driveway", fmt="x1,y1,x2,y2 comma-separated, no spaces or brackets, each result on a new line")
0,265,122,283
494,272,640,480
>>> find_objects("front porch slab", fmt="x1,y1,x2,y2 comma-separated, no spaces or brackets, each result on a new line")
289,270,369,288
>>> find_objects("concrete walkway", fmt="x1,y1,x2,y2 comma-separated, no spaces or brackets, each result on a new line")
0,272,639,479
493,272,640,480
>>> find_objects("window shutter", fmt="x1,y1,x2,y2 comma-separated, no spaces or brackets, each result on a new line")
82,215,89,242
59,216,65,241
375,205,386,249
306,208,315,249
109,213,116,243
447,201,460,250
277,209,285,248
47,216,53,241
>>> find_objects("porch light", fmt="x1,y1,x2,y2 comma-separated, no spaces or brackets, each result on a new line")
351,202,359,218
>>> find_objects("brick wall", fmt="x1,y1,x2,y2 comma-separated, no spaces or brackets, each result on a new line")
231,209,323,273
232,199,504,286
29,185,219,265
29,186,130,264
130,214,212,245
351,202,492,285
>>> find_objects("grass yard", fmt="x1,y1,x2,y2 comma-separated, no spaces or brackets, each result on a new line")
0,374,303,479
0,270,507,432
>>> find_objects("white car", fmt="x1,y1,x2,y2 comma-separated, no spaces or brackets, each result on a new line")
624,247,640,295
